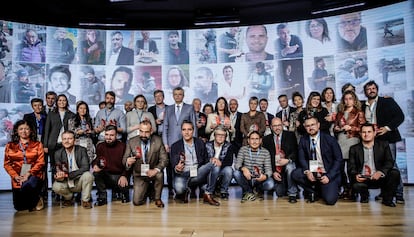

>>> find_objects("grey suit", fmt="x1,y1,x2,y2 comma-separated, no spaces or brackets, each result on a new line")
123,135,168,204
162,103,197,147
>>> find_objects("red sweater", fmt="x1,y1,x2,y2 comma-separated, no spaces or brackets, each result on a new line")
94,141,129,177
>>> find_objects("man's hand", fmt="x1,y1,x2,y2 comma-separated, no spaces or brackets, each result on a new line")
273,172,282,181
118,176,129,187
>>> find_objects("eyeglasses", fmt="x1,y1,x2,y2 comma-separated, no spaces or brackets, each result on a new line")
310,23,323,29
338,19,361,28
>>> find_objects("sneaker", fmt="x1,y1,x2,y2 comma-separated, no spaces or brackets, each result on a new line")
34,197,44,211
220,193,229,201
95,198,107,206
396,196,405,204
241,193,256,203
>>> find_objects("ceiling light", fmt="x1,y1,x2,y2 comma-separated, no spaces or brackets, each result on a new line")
311,2,366,15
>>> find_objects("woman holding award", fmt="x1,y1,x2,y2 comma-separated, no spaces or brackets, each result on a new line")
3,120,45,211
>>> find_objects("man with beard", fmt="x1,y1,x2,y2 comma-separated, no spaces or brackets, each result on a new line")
362,80,405,204
93,125,130,206
337,12,367,52
109,66,134,105
292,116,342,205
94,91,126,142
123,120,168,207
80,66,105,105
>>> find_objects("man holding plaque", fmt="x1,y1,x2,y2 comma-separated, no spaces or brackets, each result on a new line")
292,116,342,205
348,123,400,207
93,125,129,206
52,130,94,209
262,117,298,203
170,120,220,206
123,120,168,208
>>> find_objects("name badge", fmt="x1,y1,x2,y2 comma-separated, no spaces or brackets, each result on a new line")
68,179,75,188
190,165,198,177
275,155,281,166
309,160,318,172
141,164,150,176
20,163,32,176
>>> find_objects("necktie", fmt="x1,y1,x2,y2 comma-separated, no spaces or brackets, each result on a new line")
275,135,282,173
176,105,181,121
143,141,148,164
283,109,287,121
311,138,317,160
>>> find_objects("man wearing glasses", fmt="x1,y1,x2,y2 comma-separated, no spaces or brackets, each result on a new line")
337,12,367,52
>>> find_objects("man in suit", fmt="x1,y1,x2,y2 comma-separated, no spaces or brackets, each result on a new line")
52,130,94,209
108,31,134,65
124,120,168,208
148,89,168,136
262,117,298,203
170,120,220,205
229,98,243,155
136,31,159,55
93,125,130,206
259,98,274,136
44,91,57,114
362,80,405,203
348,123,400,207
292,116,342,205
275,94,296,131
162,86,197,195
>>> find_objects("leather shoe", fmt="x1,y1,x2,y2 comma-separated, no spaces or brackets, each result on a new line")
203,193,220,206
182,190,190,203
121,193,130,203
155,199,165,208
95,198,107,206
288,196,297,203
307,193,316,203
382,201,396,207
360,195,369,203
82,200,93,209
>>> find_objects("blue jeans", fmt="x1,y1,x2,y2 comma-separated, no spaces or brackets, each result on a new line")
389,142,404,197
174,162,221,195
218,166,234,194
233,170,274,194
273,162,298,197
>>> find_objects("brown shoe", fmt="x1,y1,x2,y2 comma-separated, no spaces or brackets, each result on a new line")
62,199,73,207
82,200,93,209
35,197,44,211
203,193,220,206
155,199,165,208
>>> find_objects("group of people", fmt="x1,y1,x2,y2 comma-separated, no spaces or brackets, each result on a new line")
3,78,405,212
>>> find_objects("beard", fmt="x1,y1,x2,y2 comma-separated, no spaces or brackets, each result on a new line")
106,102,114,109
105,140,117,147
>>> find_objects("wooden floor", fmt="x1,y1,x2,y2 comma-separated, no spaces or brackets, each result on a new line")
1,186,413,237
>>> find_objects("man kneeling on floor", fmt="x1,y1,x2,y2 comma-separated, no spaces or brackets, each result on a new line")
52,130,94,209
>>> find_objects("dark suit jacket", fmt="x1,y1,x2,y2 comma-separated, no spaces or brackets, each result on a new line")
170,137,208,171
361,97,404,143
116,46,134,65
297,132,342,181
348,140,394,184
43,110,75,150
54,145,90,180
262,131,298,173
275,106,296,121
136,39,159,54
162,103,197,147
23,112,47,142
123,134,168,177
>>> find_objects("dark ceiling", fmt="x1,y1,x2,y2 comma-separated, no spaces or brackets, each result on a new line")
2,0,403,30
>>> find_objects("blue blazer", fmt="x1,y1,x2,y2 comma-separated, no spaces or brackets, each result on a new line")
162,103,197,147
297,132,342,181
170,137,208,170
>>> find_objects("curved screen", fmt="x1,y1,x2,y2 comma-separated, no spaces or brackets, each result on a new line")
0,1,413,189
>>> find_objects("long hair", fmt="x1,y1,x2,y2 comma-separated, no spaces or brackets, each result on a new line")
214,97,230,117
305,91,323,113
306,18,331,42
54,94,69,112
11,120,37,143
74,101,93,128
337,90,361,113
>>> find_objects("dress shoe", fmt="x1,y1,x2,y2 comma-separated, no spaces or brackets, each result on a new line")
32,197,44,211
307,193,316,203
288,196,297,203
95,198,107,206
382,201,396,207
62,199,73,207
82,200,93,209
74,192,82,204
155,199,165,208
121,193,130,203
375,194,382,201
182,190,190,203
360,195,369,203
203,193,220,206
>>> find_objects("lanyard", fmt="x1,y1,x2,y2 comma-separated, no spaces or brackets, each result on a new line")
105,108,113,122
67,152,73,172
136,110,144,123
19,142,28,164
